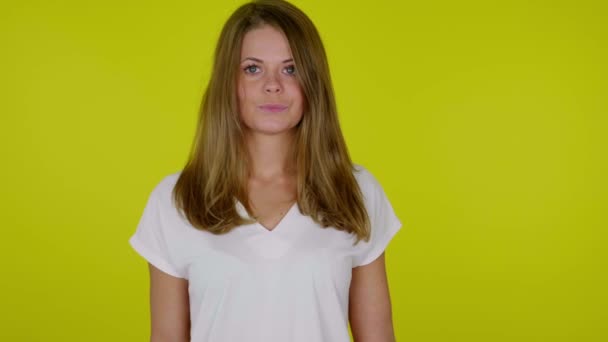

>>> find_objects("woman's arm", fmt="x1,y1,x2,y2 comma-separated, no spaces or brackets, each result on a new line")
349,252,397,342
148,263,190,342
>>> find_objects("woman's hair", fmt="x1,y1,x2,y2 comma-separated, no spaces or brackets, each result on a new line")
173,0,371,244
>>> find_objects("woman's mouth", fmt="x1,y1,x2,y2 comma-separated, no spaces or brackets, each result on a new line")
259,104,288,113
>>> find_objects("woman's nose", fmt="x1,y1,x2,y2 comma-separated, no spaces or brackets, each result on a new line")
264,75,282,94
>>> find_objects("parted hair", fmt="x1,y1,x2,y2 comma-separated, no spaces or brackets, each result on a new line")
172,0,371,244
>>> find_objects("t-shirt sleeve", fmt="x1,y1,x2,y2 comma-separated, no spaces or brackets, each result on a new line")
128,182,185,278
352,168,403,267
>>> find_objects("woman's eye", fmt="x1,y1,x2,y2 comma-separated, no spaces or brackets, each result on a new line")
243,64,295,75
284,65,296,75
244,64,260,74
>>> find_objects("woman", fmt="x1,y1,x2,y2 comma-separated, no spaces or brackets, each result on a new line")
129,0,402,341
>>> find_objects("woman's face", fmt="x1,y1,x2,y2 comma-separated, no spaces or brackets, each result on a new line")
237,25,304,136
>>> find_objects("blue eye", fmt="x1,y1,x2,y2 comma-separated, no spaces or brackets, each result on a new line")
284,65,296,75
243,64,296,75
244,64,260,74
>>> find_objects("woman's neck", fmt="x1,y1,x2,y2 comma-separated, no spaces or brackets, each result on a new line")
244,130,296,181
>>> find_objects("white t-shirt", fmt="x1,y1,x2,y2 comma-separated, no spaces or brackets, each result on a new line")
129,163,402,342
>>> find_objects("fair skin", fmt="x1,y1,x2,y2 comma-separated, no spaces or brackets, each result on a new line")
148,24,395,342
148,264,189,342
237,24,303,229
350,253,397,342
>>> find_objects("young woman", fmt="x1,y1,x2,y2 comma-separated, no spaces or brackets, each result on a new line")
129,0,402,341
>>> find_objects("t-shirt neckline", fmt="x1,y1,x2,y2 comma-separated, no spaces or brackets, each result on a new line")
236,200,298,234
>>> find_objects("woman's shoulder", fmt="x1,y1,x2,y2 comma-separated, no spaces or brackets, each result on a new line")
145,171,182,206
151,166,379,202
352,163,379,189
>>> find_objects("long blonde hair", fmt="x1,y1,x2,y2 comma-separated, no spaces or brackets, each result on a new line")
173,0,371,244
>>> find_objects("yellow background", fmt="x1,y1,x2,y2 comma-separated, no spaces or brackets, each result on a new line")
1,0,606,340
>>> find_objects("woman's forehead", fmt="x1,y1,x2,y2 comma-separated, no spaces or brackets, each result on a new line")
240,25,293,61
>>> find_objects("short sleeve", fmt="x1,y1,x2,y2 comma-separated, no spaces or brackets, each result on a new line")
353,167,403,267
128,183,185,278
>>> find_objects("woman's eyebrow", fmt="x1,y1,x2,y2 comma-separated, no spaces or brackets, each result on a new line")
241,57,294,63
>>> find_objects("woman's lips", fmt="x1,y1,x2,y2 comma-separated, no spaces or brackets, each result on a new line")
259,104,288,113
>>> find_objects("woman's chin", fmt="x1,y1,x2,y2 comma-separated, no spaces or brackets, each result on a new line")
245,121,297,135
